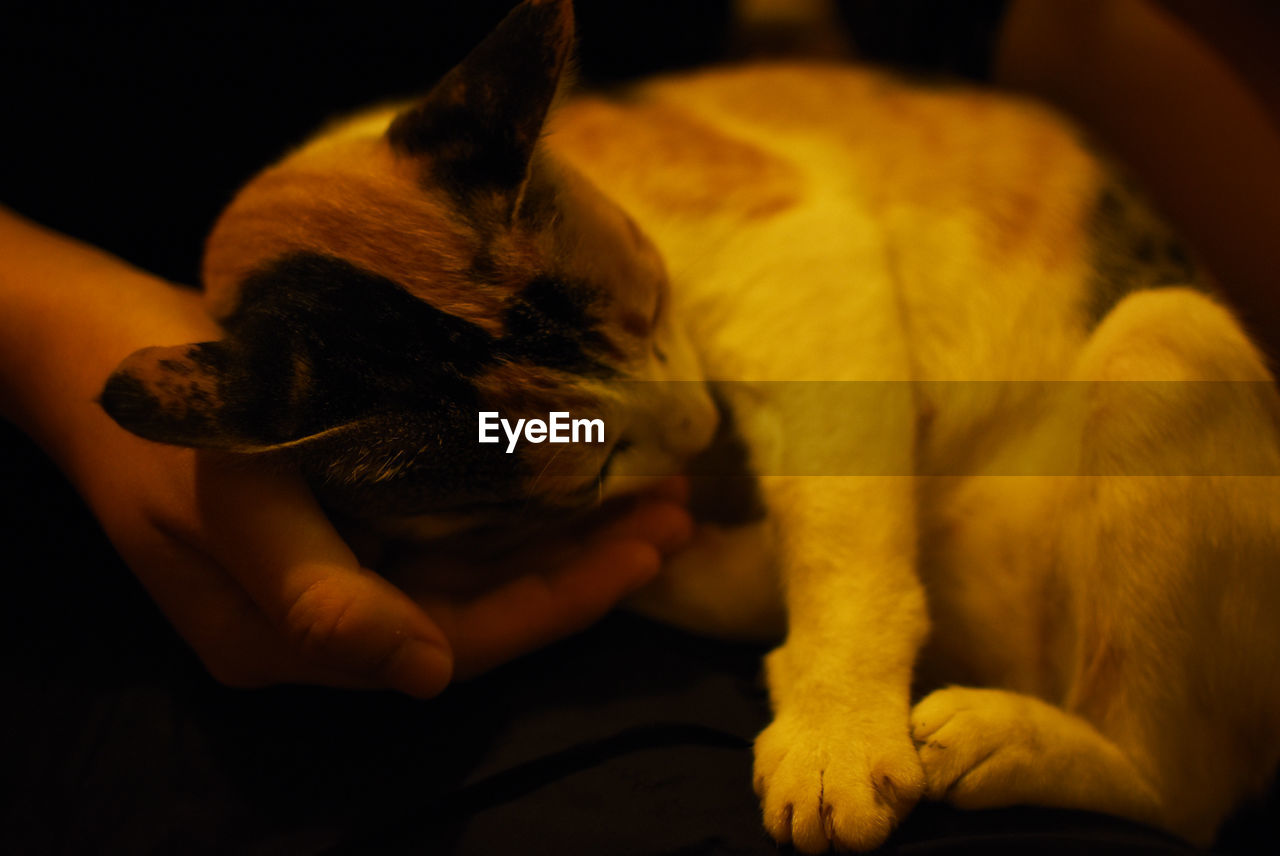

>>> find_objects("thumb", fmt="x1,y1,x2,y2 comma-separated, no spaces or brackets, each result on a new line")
194,453,453,698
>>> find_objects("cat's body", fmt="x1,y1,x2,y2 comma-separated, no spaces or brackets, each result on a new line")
101,1,1280,851
559,62,1280,848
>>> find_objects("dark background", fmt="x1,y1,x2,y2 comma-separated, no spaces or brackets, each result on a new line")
0,1,735,286
1,1,1274,853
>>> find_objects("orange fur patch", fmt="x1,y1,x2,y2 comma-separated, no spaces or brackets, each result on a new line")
202,138,523,336
547,96,800,220
862,83,1097,269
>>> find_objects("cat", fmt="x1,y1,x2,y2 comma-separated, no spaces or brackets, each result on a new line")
100,0,1280,851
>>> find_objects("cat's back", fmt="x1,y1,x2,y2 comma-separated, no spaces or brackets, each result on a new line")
550,63,1109,384
551,62,1099,232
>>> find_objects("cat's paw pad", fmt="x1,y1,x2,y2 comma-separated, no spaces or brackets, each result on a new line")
910,687,1030,808
754,710,924,853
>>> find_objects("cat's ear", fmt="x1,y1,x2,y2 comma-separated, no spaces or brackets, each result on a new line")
99,337,441,459
386,0,574,222
100,340,406,456
100,340,511,513
99,341,298,453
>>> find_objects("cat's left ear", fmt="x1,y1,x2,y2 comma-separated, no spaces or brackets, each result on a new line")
386,0,575,223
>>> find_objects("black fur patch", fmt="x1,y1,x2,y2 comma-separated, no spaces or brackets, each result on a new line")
500,275,618,375
103,247,625,516
1087,175,1207,325
686,386,767,526
213,253,527,512
100,369,215,440
302,407,525,517
215,252,625,514
100,343,229,447
221,253,499,440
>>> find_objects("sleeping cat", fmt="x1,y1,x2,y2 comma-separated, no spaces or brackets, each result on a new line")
100,0,1280,851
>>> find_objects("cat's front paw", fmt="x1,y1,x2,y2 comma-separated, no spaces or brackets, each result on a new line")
753,709,924,853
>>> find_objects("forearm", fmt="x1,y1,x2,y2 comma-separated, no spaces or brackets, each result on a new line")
0,205,219,478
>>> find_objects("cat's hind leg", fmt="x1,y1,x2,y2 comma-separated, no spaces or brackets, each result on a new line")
915,287,1280,845
911,686,1163,823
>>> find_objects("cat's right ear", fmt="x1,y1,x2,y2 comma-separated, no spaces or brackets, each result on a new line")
386,0,574,223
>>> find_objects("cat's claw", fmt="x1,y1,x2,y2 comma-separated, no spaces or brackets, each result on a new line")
754,710,924,852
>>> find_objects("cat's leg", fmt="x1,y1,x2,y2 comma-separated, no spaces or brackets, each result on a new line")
751,381,929,852
911,686,1163,822
914,288,1280,845
754,475,928,853
692,201,931,850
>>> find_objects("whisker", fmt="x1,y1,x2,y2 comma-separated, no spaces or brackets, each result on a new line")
517,443,576,521
529,442,570,494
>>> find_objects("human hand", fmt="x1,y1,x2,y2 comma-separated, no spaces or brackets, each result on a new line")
93,439,691,697
0,208,692,698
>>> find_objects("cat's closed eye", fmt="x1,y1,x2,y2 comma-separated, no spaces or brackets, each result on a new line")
599,437,633,480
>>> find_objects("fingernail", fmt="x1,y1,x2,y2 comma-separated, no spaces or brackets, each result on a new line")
387,638,453,699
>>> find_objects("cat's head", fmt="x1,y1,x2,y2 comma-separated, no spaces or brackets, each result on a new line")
100,0,717,527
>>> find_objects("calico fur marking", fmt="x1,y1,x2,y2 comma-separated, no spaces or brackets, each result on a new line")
501,274,620,374
99,347,224,443
102,252,492,446
547,96,801,221
1087,174,1204,324
102,250,619,514
199,151,513,337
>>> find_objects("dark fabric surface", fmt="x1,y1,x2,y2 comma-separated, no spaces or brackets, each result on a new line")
0,1,734,288
2,2,1276,854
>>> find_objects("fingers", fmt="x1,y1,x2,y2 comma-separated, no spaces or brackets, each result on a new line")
193,454,453,698
428,496,693,678
179,458,692,695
